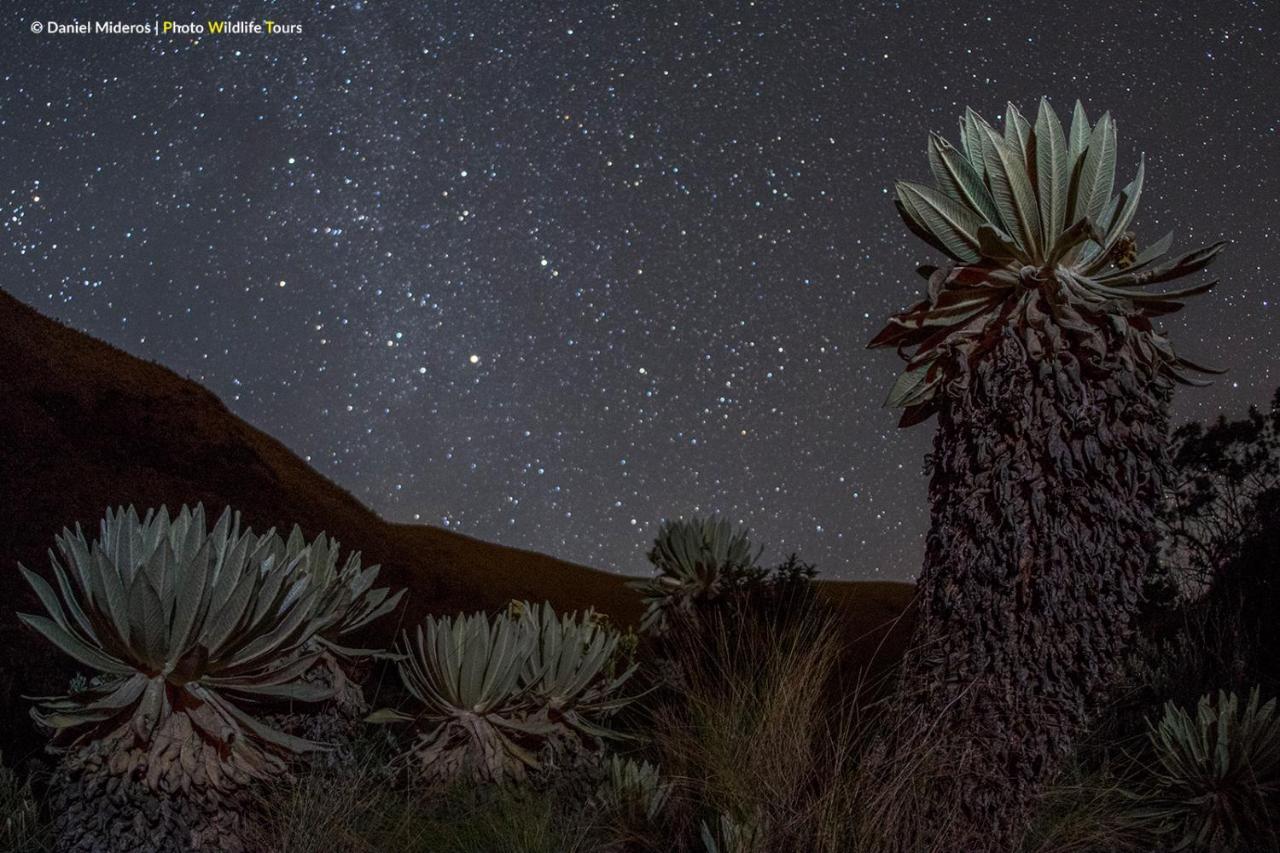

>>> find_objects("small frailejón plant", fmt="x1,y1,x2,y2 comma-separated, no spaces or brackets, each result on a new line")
1128,688,1280,852
700,810,767,853
371,603,636,788
867,98,1225,850
260,526,403,753
18,505,336,853
631,516,762,635
592,755,672,827
515,601,638,772
372,612,540,786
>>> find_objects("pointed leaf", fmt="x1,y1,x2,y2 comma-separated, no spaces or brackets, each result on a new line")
1104,155,1145,249
1068,100,1091,168
978,224,1020,260
18,613,132,675
961,107,989,179
1035,97,1068,244
1047,216,1103,267
366,708,416,724
1126,230,1175,272
980,125,1043,259
894,199,952,259
1003,102,1033,174
896,182,984,263
1116,241,1227,287
927,133,1004,226
1070,112,1116,227
885,362,933,408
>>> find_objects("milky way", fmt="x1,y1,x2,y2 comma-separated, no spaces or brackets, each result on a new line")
3,1,1276,579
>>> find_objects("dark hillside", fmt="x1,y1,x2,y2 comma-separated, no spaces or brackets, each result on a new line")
0,287,914,760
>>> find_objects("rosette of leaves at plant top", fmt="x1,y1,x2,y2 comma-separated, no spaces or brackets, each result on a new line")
512,601,638,744
1124,687,1280,852
17,505,333,795
869,98,1225,427
631,516,764,635
262,525,405,658
369,611,554,786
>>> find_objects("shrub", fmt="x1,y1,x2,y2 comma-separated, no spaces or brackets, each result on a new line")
1157,387,1280,594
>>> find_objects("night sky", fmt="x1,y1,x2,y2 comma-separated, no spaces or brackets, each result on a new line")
3,1,1276,580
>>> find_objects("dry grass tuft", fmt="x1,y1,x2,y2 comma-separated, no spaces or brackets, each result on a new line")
0,755,50,853
650,602,921,852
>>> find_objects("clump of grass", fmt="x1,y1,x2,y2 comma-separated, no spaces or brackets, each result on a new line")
1022,753,1147,853
837,703,981,853
649,601,876,853
252,735,602,852
637,579,1006,853
250,750,398,853
1,754,50,853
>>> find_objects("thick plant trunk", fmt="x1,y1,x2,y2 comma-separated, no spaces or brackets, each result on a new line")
891,327,1170,851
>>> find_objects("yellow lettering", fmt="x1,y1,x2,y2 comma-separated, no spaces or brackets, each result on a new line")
207,21,225,33
162,21,173,33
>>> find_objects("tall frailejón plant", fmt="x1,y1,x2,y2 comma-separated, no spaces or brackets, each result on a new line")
18,505,334,853
867,99,1225,849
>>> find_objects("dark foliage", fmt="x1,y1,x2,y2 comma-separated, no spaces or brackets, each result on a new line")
1156,387,1280,594
1034,389,1280,853
715,553,820,628
1125,387,1280,715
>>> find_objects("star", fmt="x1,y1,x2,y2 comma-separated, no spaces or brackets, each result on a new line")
1,0,1272,580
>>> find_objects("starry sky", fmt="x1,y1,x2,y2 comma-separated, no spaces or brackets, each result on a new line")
2,1,1276,580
